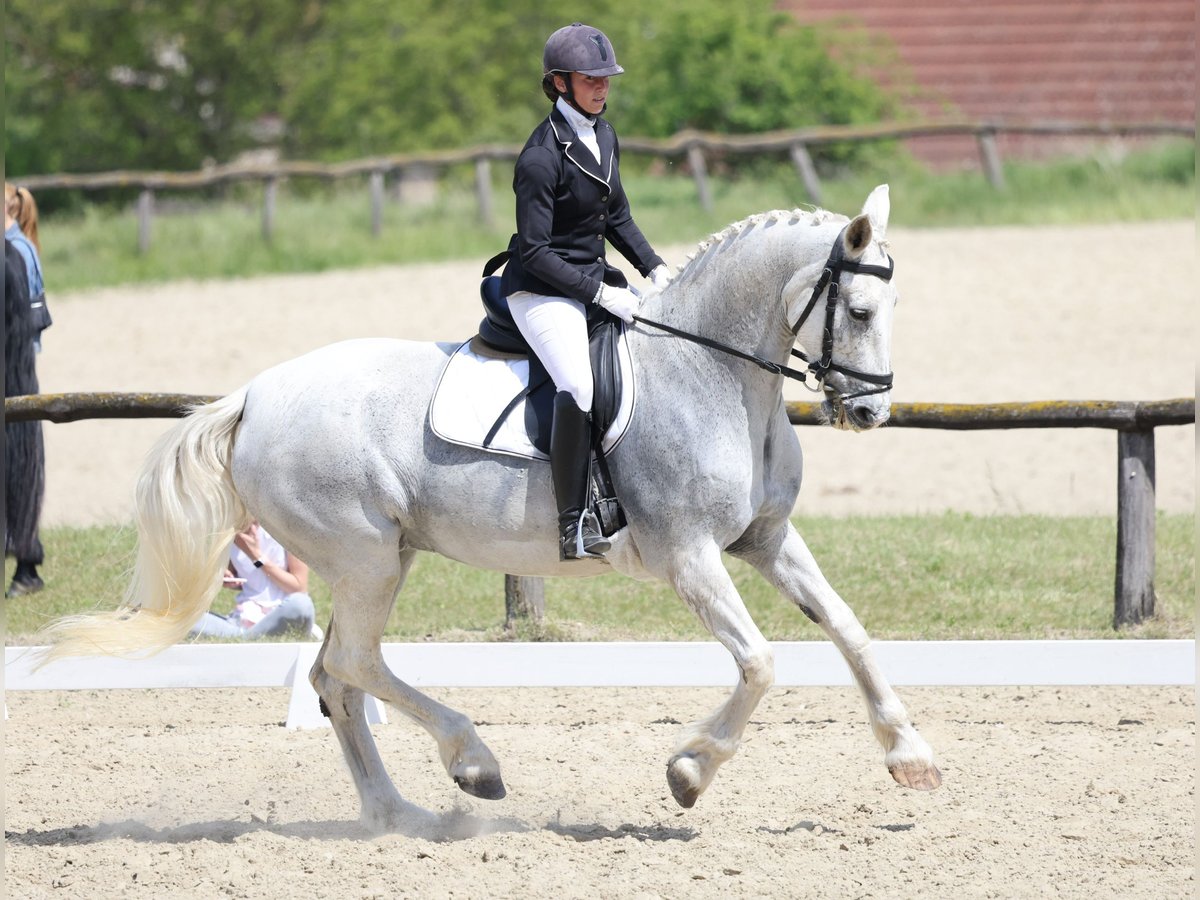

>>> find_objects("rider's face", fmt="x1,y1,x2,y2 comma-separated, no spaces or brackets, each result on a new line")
559,72,609,115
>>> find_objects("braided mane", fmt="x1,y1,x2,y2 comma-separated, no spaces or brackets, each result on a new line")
672,207,846,281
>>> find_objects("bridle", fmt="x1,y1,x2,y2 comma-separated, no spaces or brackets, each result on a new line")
633,225,896,401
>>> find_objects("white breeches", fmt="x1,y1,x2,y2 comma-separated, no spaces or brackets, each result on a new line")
507,292,593,412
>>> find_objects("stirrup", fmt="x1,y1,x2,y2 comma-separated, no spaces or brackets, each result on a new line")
560,511,611,561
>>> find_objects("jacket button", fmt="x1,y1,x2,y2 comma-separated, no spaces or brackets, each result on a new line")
601,195,608,202
596,257,603,263
598,214,605,221
596,234,603,240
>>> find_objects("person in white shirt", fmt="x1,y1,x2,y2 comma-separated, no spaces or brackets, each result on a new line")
189,520,322,640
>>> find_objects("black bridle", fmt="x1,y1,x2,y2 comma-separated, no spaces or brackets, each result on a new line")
634,225,895,402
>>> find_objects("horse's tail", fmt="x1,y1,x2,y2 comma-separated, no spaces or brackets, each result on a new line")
36,388,250,667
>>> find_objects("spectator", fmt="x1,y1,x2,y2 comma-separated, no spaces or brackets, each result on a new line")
5,239,46,596
4,183,50,351
190,520,323,640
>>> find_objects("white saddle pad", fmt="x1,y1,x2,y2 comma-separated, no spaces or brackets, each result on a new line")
429,333,636,461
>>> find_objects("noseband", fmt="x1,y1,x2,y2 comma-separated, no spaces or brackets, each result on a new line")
634,225,895,401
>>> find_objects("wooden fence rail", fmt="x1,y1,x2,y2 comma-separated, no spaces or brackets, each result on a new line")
17,118,1193,250
6,392,1193,629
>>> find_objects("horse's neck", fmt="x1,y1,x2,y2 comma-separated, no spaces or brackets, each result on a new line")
641,224,825,370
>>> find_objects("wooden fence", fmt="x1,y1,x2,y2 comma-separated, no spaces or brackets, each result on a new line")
18,119,1192,252
6,392,1192,629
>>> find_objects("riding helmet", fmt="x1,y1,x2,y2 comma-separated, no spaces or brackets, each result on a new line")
542,23,624,77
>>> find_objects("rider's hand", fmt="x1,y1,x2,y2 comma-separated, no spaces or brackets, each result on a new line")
649,264,672,291
595,284,641,323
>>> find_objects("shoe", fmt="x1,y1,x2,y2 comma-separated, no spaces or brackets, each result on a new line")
6,576,44,598
560,510,611,561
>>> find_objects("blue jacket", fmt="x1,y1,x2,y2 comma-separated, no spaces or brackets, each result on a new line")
5,223,43,299
500,104,664,306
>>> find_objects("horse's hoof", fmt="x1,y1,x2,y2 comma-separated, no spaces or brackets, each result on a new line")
454,772,507,800
888,762,943,791
666,754,702,808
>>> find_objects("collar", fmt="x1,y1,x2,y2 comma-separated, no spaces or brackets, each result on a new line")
549,103,613,188
555,96,597,134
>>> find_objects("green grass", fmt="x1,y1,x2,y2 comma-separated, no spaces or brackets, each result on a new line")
6,513,1193,644
41,138,1194,292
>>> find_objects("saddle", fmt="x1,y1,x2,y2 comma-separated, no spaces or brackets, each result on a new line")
428,275,633,536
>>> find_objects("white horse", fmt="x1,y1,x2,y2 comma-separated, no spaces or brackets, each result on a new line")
41,185,941,829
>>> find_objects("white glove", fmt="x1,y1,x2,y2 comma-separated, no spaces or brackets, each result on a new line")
594,284,641,324
649,264,672,291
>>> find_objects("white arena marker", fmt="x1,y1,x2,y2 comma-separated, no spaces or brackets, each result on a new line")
6,640,1194,730
285,643,387,730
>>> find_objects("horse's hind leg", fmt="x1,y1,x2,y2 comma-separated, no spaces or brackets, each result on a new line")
309,625,407,830
317,548,505,815
742,522,941,790
662,541,776,808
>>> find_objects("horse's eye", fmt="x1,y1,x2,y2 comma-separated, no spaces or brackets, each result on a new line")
848,307,871,322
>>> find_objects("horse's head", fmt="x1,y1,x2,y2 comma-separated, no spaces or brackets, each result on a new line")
787,184,897,432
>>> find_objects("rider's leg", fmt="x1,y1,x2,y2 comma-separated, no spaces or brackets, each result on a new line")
507,293,609,560
550,390,610,559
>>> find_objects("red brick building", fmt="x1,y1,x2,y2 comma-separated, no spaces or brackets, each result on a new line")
782,0,1196,167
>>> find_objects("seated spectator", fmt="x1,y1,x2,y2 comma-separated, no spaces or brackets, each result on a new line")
190,520,323,640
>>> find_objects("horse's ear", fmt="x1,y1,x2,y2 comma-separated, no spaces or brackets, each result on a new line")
861,184,890,241
843,214,873,259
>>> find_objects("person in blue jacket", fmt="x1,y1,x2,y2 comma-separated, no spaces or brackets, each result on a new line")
500,22,670,561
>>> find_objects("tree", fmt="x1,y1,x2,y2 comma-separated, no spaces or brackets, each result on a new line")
6,0,310,174
6,0,899,175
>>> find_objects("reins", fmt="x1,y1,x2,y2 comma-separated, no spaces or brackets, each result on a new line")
634,225,896,401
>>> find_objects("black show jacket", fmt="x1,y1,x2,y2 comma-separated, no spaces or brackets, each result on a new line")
499,104,664,307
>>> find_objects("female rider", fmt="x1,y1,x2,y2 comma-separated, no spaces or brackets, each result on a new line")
499,22,670,561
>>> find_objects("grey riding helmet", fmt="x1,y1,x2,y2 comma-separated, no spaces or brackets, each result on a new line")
542,23,624,77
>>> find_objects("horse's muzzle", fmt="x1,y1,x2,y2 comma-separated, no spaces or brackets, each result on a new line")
822,390,889,432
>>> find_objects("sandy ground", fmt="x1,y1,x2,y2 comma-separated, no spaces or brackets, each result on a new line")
4,685,1194,898
29,219,1195,525
5,220,1196,897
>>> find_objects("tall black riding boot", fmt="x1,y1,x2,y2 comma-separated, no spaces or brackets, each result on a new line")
551,391,611,560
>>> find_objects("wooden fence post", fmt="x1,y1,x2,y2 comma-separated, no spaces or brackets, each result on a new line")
686,144,713,213
1114,429,1157,627
137,189,154,255
474,157,494,228
977,128,1006,190
369,170,385,238
262,177,278,243
504,575,545,628
789,142,823,205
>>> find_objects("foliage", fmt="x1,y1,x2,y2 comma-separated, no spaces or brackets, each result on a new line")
7,0,897,178
607,1,899,168
6,1,313,176
6,514,1194,643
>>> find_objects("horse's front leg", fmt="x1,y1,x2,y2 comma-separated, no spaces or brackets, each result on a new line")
742,521,942,790
663,541,776,808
